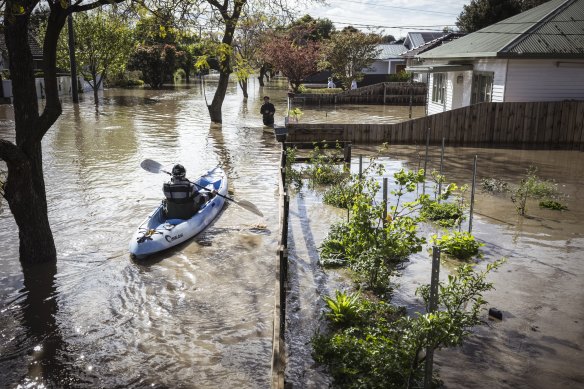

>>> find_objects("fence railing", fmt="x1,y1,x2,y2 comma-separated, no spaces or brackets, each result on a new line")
285,101,584,149
292,82,427,106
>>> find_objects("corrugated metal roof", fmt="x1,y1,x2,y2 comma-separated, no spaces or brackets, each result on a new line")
377,43,407,58
401,33,466,58
419,0,584,59
405,32,447,49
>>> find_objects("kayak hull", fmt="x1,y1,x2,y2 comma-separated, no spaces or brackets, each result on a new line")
129,167,227,259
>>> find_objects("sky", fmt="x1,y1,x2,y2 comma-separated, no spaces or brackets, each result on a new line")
304,0,469,39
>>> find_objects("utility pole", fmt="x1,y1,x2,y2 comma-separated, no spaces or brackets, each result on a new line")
67,5,79,103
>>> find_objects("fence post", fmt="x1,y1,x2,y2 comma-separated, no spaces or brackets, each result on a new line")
424,246,441,389
382,178,388,226
438,137,445,202
358,155,363,180
468,155,478,233
423,128,430,195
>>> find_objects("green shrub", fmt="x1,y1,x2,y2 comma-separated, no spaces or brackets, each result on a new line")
284,147,303,190
431,231,483,260
304,143,347,186
420,200,465,227
322,182,358,208
323,290,361,327
539,199,568,211
511,166,562,216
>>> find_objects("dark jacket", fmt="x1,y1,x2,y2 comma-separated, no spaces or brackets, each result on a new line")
260,102,276,125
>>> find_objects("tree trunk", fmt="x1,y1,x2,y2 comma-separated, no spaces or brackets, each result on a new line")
239,79,248,99
258,64,268,87
208,71,229,123
1,2,67,264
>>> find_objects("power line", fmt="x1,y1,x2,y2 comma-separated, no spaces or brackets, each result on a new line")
329,0,459,16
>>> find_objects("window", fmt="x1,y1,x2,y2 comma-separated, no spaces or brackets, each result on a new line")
472,72,494,104
431,73,445,104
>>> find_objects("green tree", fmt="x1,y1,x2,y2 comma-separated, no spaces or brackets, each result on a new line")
0,0,125,265
128,44,179,89
57,9,134,104
287,14,335,41
318,29,381,90
456,0,526,33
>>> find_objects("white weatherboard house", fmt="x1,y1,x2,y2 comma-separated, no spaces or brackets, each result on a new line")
407,0,584,115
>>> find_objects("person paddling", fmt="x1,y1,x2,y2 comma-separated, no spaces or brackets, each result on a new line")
163,164,208,219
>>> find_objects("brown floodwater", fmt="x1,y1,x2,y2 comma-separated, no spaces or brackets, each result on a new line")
1,79,583,388
284,145,584,388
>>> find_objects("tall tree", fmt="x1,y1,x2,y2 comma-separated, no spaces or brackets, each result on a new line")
0,0,124,264
260,28,321,93
456,0,523,33
128,44,180,88
57,9,135,104
287,14,335,41
319,29,381,90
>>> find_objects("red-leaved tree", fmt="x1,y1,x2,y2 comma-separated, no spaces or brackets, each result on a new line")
260,29,320,93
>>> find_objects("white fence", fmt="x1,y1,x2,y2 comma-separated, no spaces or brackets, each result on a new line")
2,76,99,100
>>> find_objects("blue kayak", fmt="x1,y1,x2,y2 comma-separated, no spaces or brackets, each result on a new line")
129,167,227,259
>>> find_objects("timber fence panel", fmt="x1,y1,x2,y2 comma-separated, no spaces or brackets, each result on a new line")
574,102,584,151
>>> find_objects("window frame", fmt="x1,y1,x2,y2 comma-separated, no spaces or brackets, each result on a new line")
471,72,494,104
431,73,446,104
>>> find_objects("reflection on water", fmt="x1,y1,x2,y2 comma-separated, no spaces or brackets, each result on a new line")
1,80,583,388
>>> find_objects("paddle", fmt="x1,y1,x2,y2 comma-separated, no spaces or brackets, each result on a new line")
140,159,264,217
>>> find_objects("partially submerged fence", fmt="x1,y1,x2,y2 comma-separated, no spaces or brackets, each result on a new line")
271,147,289,389
285,101,584,150
293,82,427,106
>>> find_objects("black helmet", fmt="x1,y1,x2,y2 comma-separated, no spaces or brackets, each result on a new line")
172,164,186,178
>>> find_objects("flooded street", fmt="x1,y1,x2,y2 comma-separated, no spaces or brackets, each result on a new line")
1,79,583,388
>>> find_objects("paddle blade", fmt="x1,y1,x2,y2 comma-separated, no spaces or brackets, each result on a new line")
141,159,169,175
233,199,264,217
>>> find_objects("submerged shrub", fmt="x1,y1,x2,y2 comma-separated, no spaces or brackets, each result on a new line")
481,177,509,194
431,231,483,261
539,199,568,211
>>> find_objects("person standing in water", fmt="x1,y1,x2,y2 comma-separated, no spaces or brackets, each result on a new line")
260,95,276,126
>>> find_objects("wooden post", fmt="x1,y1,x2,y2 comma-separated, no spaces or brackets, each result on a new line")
468,155,478,233
423,128,430,195
409,73,414,119
382,178,388,226
358,155,363,180
424,246,441,389
383,83,387,105
438,137,445,202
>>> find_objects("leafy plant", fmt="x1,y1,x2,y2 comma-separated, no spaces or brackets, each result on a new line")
320,166,426,291
431,231,483,261
420,200,465,227
304,143,347,186
539,199,567,211
312,260,505,388
322,182,358,208
323,290,361,327
286,107,304,121
511,166,562,216
284,147,303,190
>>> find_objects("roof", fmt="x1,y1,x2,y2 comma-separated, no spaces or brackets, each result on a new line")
404,32,448,50
376,43,407,59
405,64,474,73
0,33,44,58
401,33,466,58
419,0,584,60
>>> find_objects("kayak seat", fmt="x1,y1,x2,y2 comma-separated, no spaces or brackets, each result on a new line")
165,200,196,220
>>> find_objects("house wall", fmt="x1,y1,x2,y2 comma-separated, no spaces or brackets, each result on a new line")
363,60,389,75
505,59,584,101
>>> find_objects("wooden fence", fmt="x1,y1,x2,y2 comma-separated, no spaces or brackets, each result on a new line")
285,101,584,150
271,147,289,389
292,82,427,106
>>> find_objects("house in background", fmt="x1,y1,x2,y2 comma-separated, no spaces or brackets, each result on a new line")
401,32,465,82
407,0,584,115
360,31,450,86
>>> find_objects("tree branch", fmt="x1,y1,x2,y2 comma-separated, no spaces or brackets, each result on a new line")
0,139,27,165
